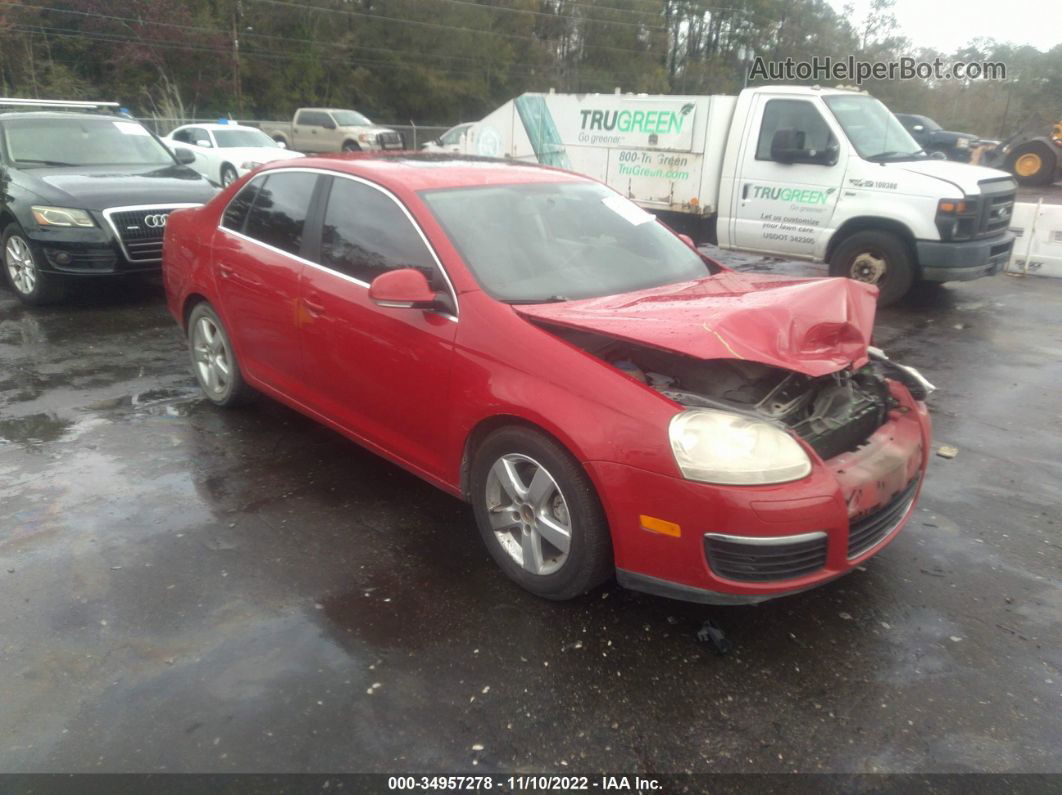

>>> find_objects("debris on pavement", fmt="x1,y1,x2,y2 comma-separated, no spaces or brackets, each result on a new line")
937,444,959,459
696,617,732,655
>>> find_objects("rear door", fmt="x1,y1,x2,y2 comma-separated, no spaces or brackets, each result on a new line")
730,96,845,258
298,174,458,478
212,170,322,400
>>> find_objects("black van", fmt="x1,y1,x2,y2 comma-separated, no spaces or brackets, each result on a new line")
0,99,217,305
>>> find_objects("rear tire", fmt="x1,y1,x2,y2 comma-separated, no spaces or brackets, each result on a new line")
829,230,914,307
187,302,254,408
470,426,613,600
2,223,65,305
1005,141,1057,186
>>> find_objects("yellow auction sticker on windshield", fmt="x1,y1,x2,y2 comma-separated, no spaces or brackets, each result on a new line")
113,121,150,136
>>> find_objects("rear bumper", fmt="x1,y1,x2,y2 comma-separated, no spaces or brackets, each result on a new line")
916,232,1015,281
588,385,931,605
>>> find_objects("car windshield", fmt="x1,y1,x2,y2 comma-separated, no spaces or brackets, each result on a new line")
824,95,925,161
213,128,279,148
3,117,174,167
421,181,712,302
332,110,371,126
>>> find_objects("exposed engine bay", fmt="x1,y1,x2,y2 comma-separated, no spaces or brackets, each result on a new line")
545,325,932,462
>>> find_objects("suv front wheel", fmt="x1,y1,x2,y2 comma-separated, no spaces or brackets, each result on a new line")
2,223,65,305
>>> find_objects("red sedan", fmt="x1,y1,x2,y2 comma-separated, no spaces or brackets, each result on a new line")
162,154,933,604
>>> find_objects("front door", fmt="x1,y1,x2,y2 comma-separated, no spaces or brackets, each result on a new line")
730,96,846,258
212,170,321,400
298,174,458,479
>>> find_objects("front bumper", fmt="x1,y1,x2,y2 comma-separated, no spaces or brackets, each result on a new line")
916,232,1015,282
27,227,150,276
588,384,931,605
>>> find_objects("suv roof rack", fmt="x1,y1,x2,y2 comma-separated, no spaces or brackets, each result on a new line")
0,97,121,111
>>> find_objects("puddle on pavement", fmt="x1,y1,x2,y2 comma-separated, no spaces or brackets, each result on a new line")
84,387,204,417
0,412,74,445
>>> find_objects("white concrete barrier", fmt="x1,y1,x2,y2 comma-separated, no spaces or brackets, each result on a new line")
1008,200,1062,278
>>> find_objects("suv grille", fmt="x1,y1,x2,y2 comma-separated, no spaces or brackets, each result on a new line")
378,131,404,149
704,532,828,582
977,179,1016,238
103,205,198,263
847,477,919,558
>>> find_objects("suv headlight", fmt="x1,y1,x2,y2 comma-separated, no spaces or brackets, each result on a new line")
358,133,375,143
669,409,812,485
31,206,95,228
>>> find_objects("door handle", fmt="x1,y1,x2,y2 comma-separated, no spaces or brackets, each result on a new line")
303,296,325,316
218,263,260,286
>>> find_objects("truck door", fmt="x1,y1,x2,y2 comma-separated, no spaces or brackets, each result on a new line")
293,110,333,152
730,97,845,258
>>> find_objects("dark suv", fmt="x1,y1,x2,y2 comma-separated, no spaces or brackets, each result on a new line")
0,100,217,304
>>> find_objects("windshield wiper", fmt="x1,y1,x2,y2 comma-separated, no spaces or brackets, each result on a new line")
503,295,569,304
867,150,923,163
13,159,76,166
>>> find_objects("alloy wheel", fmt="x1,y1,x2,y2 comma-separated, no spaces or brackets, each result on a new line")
485,453,572,576
192,315,233,399
5,235,38,295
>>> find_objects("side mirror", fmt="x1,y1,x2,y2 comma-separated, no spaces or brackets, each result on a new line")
274,138,287,149
930,150,947,160
677,233,696,249
322,120,337,130
369,268,439,309
173,148,196,165
195,139,212,148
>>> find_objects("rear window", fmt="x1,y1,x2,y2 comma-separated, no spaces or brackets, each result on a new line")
243,172,318,256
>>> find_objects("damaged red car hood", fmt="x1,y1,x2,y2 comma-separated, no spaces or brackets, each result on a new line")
515,272,878,377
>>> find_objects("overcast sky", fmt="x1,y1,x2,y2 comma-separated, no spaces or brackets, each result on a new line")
828,0,1059,53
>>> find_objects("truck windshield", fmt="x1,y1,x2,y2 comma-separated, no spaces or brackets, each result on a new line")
3,117,174,167
332,110,372,126
422,182,711,302
214,128,279,148
824,95,925,161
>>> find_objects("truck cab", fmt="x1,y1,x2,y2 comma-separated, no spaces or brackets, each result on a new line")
265,108,404,154
717,86,1016,304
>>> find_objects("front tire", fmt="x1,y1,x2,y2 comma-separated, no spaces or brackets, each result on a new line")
470,426,613,600
341,140,361,152
220,163,239,187
187,302,254,407
2,223,65,305
829,230,914,307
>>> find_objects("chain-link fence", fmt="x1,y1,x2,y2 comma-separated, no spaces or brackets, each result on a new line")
141,117,451,150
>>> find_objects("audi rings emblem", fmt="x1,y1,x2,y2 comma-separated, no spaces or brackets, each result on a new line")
143,213,170,228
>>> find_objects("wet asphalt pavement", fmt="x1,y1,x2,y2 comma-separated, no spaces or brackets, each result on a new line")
1,265,1060,775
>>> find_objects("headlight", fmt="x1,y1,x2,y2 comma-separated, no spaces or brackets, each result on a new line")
240,161,263,170
358,133,374,143
956,138,969,149
668,409,812,485
31,206,95,228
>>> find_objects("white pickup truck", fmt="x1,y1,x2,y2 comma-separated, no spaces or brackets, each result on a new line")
456,85,1017,304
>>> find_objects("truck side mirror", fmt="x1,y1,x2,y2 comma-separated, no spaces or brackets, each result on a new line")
322,120,336,130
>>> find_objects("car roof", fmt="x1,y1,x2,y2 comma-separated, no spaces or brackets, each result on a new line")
259,153,590,192
0,111,129,122
175,123,259,132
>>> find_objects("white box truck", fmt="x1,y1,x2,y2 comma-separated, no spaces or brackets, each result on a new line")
456,85,1017,304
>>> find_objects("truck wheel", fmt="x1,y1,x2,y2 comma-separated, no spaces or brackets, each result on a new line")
2,223,65,305
1005,141,1057,186
342,140,361,152
829,230,914,307
470,426,613,601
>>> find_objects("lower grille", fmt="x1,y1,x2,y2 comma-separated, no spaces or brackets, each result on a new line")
43,247,118,272
705,532,828,582
103,205,199,263
847,477,919,558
